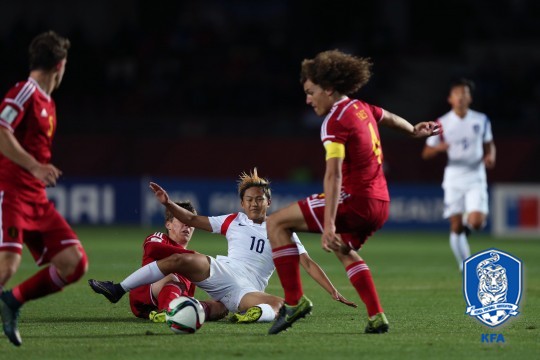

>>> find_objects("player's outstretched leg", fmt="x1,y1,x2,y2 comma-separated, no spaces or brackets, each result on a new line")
365,312,389,334
88,279,126,303
268,295,313,335
0,292,22,346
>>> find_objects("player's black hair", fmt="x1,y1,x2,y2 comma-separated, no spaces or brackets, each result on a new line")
449,78,475,93
238,168,271,200
29,30,70,71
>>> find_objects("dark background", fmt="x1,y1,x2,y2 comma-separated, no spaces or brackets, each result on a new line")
1,0,538,182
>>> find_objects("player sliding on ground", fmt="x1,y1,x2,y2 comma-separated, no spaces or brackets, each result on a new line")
111,200,227,322
89,169,356,323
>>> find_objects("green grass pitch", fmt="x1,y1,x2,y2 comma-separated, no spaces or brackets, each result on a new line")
2,227,539,359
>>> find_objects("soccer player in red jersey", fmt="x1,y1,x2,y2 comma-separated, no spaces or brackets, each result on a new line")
0,31,88,346
125,201,227,322
267,50,441,335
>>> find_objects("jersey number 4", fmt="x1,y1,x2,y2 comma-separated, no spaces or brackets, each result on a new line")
368,123,382,164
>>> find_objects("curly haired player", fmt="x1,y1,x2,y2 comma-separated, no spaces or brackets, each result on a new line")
266,50,441,335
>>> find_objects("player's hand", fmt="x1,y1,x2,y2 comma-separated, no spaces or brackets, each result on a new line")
30,163,62,187
321,228,342,252
484,154,496,169
149,182,170,204
412,121,442,138
332,290,358,308
437,142,450,152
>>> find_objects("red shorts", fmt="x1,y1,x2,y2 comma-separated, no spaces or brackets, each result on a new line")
0,189,79,265
129,285,157,319
128,277,192,319
298,194,389,250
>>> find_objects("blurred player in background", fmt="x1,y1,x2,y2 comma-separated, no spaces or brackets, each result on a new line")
123,200,227,322
90,169,356,323
0,31,88,346
422,78,496,272
266,50,441,335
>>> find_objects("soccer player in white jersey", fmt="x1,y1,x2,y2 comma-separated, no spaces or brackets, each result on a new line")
89,169,355,323
422,78,496,271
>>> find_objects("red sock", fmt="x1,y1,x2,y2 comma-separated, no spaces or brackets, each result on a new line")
346,261,383,317
157,283,186,311
12,266,66,304
272,244,303,305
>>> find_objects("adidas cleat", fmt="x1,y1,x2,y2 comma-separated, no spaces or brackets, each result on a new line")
230,306,263,324
0,297,22,346
268,295,312,335
365,312,389,334
149,310,166,323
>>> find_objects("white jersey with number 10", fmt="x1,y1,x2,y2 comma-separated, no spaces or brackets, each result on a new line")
208,212,307,289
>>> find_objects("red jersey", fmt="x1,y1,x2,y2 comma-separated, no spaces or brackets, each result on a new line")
141,232,196,296
320,97,389,201
0,78,57,203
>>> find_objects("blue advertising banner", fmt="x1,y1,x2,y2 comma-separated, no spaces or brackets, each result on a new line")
47,177,484,231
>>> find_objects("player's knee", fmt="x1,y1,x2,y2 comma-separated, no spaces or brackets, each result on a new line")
64,248,88,284
0,263,18,284
166,253,190,269
0,253,21,283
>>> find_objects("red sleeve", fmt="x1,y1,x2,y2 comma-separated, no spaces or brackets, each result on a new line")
323,116,349,144
366,103,383,122
144,241,195,260
0,82,33,132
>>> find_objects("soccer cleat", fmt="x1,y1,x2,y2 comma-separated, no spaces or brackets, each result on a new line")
365,312,389,334
149,311,166,323
88,279,126,303
229,306,263,324
0,297,22,346
268,295,313,335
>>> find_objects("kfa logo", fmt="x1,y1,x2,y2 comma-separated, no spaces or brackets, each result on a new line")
463,249,522,327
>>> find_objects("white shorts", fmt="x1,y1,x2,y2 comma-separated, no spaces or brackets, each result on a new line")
194,255,265,312
443,183,489,218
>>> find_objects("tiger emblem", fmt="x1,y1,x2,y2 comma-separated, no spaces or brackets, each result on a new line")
476,252,508,306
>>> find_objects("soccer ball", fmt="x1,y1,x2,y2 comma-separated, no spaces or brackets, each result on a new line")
165,296,205,334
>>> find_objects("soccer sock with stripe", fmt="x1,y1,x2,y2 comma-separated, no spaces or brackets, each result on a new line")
157,283,186,311
11,266,66,306
272,244,303,306
346,261,383,317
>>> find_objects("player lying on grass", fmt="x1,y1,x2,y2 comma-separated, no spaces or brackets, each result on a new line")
123,200,227,322
90,169,356,323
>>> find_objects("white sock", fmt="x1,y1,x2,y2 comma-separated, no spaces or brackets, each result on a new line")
255,303,276,322
449,232,463,271
458,233,471,262
120,261,165,291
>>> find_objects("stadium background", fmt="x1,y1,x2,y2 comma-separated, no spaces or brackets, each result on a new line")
0,0,539,234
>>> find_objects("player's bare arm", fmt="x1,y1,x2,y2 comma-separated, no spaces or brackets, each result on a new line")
379,111,441,138
299,253,357,308
421,142,449,160
322,156,343,252
483,141,496,169
0,127,61,186
149,182,212,232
